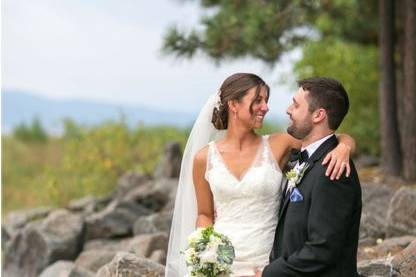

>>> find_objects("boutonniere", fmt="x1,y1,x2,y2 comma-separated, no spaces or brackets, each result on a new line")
285,162,309,201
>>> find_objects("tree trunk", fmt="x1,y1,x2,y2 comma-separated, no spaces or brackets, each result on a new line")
402,0,416,181
379,0,402,175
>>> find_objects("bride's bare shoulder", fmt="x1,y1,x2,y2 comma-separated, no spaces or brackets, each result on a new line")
193,145,209,167
269,132,301,150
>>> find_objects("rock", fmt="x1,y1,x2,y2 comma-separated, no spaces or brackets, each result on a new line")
358,236,416,261
357,257,393,276
392,239,416,276
132,211,172,235
85,200,151,240
95,252,165,277
114,171,151,199
5,206,52,232
3,209,85,277
386,187,416,237
154,142,182,179
2,225,11,250
38,260,95,277
127,233,168,258
84,238,124,252
122,179,174,212
360,183,395,239
75,250,117,273
149,249,166,265
38,261,75,277
69,266,96,277
83,233,168,260
67,196,98,215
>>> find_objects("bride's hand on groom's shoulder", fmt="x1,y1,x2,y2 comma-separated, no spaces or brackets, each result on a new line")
322,142,351,180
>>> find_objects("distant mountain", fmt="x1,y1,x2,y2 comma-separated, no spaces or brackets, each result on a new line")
1,90,195,134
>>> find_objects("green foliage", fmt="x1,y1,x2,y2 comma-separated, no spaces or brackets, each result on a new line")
13,117,48,143
163,0,314,63
2,121,188,214
294,38,380,155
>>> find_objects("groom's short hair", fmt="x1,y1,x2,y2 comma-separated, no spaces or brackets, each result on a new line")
298,77,349,130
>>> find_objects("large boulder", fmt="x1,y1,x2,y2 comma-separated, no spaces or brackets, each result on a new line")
358,236,415,261
83,233,168,259
95,252,165,277
4,206,53,234
122,178,176,212
74,249,118,273
360,183,395,239
38,261,95,277
133,211,172,235
67,195,111,216
114,171,151,199
386,187,416,237
154,142,182,179
392,239,416,276
85,200,151,240
357,257,393,277
3,209,85,277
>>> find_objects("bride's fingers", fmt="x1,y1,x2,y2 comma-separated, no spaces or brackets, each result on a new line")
322,153,331,165
330,160,342,180
325,156,337,177
346,163,351,177
335,162,347,180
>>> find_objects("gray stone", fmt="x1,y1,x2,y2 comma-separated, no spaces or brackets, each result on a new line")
360,183,395,239
154,142,182,179
85,200,150,240
38,260,95,277
132,211,172,235
95,252,165,277
5,206,52,231
357,257,393,276
114,171,150,199
122,180,173,212
75,249,117,273
3,209,85,277
386,187,416,237
38,261,75,277
392,239,416,277
149,249,166,265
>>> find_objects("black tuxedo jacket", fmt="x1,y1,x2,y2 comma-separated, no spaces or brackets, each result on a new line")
263,135,362,277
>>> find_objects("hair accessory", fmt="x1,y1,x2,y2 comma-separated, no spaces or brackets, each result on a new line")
214,90,222,110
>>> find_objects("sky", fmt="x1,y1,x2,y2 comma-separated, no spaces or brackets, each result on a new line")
2,0,300,119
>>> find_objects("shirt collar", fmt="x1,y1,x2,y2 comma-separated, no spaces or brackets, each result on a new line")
302,133,335,158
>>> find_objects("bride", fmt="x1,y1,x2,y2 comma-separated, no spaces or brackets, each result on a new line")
165,73,355,277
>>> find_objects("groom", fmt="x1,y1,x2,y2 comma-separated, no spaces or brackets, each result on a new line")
260,77,362,277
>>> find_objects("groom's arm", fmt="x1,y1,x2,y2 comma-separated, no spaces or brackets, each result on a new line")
262,169,360,277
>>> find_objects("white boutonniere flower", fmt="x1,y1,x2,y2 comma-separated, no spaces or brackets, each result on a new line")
285,162,310,194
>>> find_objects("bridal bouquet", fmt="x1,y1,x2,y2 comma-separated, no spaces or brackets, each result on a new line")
183,226,235,277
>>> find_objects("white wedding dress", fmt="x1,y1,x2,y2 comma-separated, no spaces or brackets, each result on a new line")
205,135,284,276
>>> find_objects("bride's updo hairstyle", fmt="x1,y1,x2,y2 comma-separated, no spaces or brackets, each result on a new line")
212,73,269,130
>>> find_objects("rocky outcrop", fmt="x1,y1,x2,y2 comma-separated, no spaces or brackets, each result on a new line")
386,187,416,238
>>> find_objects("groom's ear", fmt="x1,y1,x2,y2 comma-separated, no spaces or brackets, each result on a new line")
312,108,327,124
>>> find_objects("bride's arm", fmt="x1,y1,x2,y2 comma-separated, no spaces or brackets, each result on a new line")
269,132,356,180
193,147,215,228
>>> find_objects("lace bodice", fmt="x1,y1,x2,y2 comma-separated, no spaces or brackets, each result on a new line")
205,135,284,276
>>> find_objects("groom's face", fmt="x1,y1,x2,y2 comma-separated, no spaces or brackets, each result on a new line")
286,87,313,139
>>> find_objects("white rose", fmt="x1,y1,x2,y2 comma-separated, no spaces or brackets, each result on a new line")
199,245,218,263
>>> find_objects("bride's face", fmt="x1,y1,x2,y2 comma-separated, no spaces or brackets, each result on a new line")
231,86,269,129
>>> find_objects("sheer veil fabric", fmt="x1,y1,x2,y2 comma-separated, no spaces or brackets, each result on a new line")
165,93,225,277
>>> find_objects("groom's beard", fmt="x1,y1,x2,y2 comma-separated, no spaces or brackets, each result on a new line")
287,120,313,140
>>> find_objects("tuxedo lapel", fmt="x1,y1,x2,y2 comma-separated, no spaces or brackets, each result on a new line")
277,135,339,223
